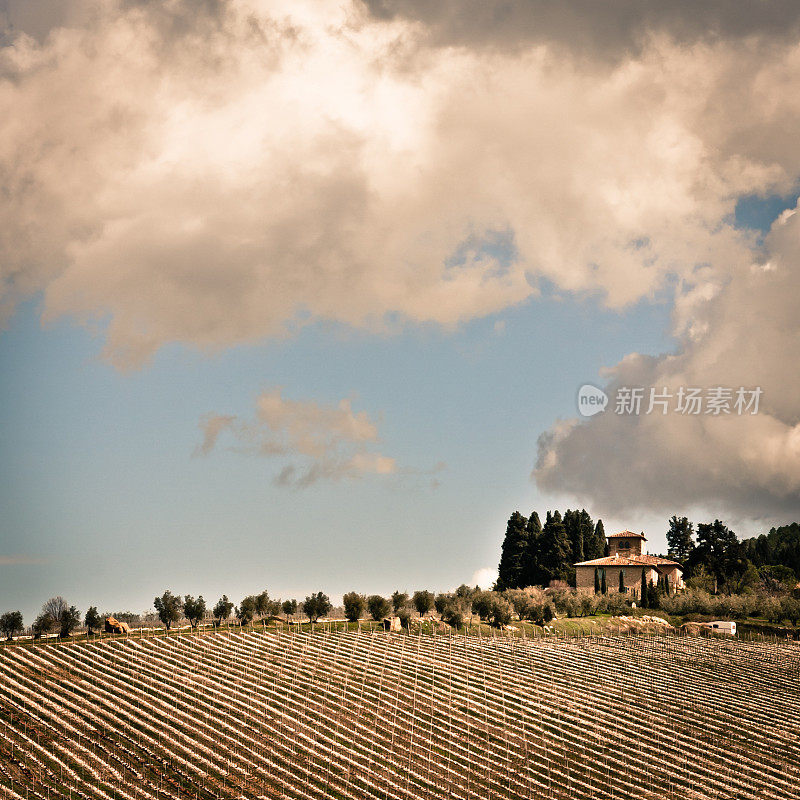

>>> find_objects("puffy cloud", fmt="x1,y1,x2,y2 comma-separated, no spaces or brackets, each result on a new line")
2,0,800,366
470,567,498,590
1,0,534,365
195,413,237,457
535,205,800,520
197,388,397,487
255,389,379,457
273,452,396,489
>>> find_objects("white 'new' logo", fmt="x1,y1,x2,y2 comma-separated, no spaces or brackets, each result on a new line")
577,385,608,417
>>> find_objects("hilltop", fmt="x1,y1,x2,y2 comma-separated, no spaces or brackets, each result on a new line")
1,628,798,799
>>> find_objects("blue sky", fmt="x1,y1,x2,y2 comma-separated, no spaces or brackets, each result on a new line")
3,1,800,623
1,285,676,619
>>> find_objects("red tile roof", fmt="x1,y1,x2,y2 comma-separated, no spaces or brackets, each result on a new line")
607,530,647,539
574,554,681,568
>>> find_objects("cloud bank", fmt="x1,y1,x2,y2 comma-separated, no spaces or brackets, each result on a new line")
3,0,799,366
197,389,396,487
4,1,800,514
363,1,800,59
536,206,800,519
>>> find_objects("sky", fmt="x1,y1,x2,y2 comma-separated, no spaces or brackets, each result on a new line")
2,0,800,621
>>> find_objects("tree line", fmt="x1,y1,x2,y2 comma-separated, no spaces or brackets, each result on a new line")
667,517,800,593
0,584,562,641
0,590,321,641
153,589,335,628
4,517,799,641
2,586,488,641
496,509,606,590
496,509,800,598
0,597,82,641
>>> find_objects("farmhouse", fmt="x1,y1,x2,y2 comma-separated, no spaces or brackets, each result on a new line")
574,530,683,597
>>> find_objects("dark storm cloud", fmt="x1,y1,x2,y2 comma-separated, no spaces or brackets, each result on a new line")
1,0,225,43
362,0,800,59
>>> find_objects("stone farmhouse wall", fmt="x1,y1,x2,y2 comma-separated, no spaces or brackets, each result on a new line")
576,565,661,596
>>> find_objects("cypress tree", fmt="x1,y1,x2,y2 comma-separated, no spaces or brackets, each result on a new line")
640,568,648,607
619,569,625,593
563,508,574,552
667,516,695,564
646,580,653,607
521,511,543,587
539,510,572,586
594,568,601,594
591,519,607,559
497,512,529,590
563,509,585,563
600,569,607,594
578,509,594,561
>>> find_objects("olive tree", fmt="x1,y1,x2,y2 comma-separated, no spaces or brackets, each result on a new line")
489,596,513,628
391,591,409,612
367,595,391,621
255,591,272,620
342,592,366,622
154,591,183,630
433,593,450,615
455,584,478,601
236,595,258,625
213,595,234,626
183,595,206,629
59,606,81,638
302,592,332,623
780,595,800,625
412,590,434,617
471,591,494,620
397,605,412,629
281,599,298,619
0,611,23,641
32,612,54,639
84,607,102,636
441,598,468,629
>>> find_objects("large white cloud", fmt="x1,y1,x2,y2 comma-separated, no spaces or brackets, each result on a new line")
535,206,800,519
2,0,799,368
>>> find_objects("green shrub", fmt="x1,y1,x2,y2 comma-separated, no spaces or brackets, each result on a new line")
342,592,366,623
367,595,391,621
489,597,513,628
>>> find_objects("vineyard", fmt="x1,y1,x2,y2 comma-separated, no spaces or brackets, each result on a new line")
1,630,798,800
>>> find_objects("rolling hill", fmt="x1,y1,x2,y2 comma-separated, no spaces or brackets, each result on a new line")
1,629,798,799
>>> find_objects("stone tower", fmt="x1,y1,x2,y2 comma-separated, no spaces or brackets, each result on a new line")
606,530,646,557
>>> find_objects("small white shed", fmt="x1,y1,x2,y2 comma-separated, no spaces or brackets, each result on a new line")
709,621,736,635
